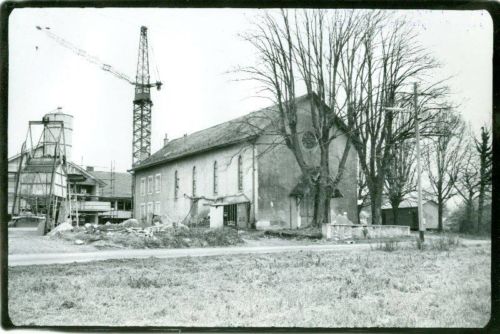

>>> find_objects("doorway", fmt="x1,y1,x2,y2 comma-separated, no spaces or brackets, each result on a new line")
223,204,237,227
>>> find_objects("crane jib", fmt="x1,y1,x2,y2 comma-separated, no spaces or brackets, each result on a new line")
35,25,162,166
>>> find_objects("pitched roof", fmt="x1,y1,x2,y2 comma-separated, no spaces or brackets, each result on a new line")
381,197,438,210
132,93,348,171
131,99,289,171
67,162,106,186
88,170,132,198
8,146,106,186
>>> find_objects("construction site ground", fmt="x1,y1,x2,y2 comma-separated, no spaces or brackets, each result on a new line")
7,227,325,255
8,228,100,254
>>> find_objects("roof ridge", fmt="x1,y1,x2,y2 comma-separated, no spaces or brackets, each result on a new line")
133,93,312,170
165,104,277,144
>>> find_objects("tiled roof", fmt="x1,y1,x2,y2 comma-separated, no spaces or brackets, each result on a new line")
88,171,132,198
131,102,285,171
132,93,349,171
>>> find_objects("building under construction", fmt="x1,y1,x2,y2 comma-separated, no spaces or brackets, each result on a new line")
8,110,132,231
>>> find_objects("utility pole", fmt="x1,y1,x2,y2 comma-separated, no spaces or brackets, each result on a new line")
384,82,425,242
414,82,425,242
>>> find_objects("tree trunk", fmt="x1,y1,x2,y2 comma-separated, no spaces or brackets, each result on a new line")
477,185,485,233
437,199,444,232
391,204,399,226
462,198,474,233
312,181,330,227
370,189,383,225
312,147,332,227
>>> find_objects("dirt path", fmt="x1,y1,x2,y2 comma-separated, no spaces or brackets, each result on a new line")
8,228,100,254
7,243,376,266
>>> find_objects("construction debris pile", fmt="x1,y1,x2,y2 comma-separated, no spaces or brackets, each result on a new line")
49,219,243,249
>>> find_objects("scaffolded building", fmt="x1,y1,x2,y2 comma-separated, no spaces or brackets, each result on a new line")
11,111,72,231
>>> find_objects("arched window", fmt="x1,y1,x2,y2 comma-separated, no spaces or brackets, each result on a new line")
174,170,179,199
238,155,243,191
213,161,218,195
192,166,197,196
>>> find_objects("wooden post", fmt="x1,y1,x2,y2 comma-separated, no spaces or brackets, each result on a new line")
414,82,425,242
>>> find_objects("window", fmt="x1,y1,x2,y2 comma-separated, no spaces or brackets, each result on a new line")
155,174,161,193
238,155,243,191
213,161,218,195
192,166,197,197
148,176,154,194
147,202,153,216
140,178,146,196
154,201,160,215
140,203,146,219
174,170,179,199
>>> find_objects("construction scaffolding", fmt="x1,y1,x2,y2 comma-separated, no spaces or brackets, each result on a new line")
12,113,71,232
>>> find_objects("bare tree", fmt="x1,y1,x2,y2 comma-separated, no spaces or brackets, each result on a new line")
455,137,481,233
423,111,465,231
384,139,416,225
239,9,360,226
474,126,492,232
240,9,449,226
339,11,447,224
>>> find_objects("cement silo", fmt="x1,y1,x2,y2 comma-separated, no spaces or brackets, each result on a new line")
43,110,73,161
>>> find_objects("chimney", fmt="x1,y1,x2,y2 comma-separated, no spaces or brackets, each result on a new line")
163,133,169,146
86,166,94,172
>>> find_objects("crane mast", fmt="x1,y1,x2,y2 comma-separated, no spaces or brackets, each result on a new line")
133,26,153,166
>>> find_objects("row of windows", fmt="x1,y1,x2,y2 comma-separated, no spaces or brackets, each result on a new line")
140,174,161,196
140,155,245,198
140,201,160,218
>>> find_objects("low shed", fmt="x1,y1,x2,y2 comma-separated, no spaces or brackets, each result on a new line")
381,199,439,230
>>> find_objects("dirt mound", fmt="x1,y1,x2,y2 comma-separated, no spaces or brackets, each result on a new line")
50,220,243,249
47,222,73,236
120,219,140,228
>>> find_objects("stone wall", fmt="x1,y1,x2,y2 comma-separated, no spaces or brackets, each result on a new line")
322,224,410,240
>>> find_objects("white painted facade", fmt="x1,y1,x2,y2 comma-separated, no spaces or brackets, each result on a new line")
133,143,257,224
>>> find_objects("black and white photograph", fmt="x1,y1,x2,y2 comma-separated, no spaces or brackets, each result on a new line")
3,5,493,329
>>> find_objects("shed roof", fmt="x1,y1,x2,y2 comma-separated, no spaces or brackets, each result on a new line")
132,93,349,171
208,194,251,207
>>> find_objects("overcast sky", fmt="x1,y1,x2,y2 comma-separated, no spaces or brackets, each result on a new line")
8,8,492,172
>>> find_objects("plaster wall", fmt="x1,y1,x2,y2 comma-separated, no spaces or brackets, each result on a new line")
133,143,256,224
256,98,358,228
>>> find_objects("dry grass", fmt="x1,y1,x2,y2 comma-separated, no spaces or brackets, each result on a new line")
8,244,490,328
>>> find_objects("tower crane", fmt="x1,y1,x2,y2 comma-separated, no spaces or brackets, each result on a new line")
36,25,162,166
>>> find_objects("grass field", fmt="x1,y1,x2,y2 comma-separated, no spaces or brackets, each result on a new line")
8,242,490,328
